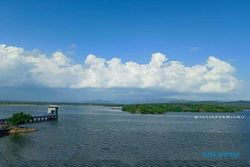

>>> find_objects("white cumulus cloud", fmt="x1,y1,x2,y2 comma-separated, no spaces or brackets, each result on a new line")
0,44,240,93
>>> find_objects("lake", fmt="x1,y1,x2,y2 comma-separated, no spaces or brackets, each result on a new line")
0,105,250,167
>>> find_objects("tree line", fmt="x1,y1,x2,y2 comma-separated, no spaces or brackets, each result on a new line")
122,103,247,114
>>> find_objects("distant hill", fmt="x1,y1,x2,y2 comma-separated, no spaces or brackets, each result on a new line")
83,99,113,104
0,100,120,106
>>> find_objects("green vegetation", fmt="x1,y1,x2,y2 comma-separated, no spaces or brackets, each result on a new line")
8,112,32,125
122,103,248,114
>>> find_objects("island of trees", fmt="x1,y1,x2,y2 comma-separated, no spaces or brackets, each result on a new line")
8,112,32,125
0,112,36,136
122,103,249,114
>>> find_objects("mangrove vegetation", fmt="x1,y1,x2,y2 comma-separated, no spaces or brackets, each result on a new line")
122,103,248,114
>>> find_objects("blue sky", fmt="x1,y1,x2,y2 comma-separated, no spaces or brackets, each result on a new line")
0,0,250,102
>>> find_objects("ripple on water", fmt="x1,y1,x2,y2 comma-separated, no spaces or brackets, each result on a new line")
0,106,250,166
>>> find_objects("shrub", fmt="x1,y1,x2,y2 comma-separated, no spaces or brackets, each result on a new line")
8,112,32,125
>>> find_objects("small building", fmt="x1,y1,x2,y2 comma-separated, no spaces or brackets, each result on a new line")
47,105,59,118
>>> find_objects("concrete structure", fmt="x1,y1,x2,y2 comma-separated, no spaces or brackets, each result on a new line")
47,105,59,119
0,105,59,125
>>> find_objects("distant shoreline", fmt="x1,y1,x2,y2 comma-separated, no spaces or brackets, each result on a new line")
122,103,250,114
0,101,122,107
0,104,41,106
1,101,250,112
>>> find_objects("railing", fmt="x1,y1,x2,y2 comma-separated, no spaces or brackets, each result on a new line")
0,118,8,125
0,115,58,125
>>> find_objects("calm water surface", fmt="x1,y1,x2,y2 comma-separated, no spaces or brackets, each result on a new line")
0,105,250,167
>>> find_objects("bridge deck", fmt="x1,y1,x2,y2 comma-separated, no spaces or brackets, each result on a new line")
0,115,58,125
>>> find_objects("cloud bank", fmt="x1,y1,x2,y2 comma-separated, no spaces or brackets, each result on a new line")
0,44,240,93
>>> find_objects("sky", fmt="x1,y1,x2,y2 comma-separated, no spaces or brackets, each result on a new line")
0,0,250,102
